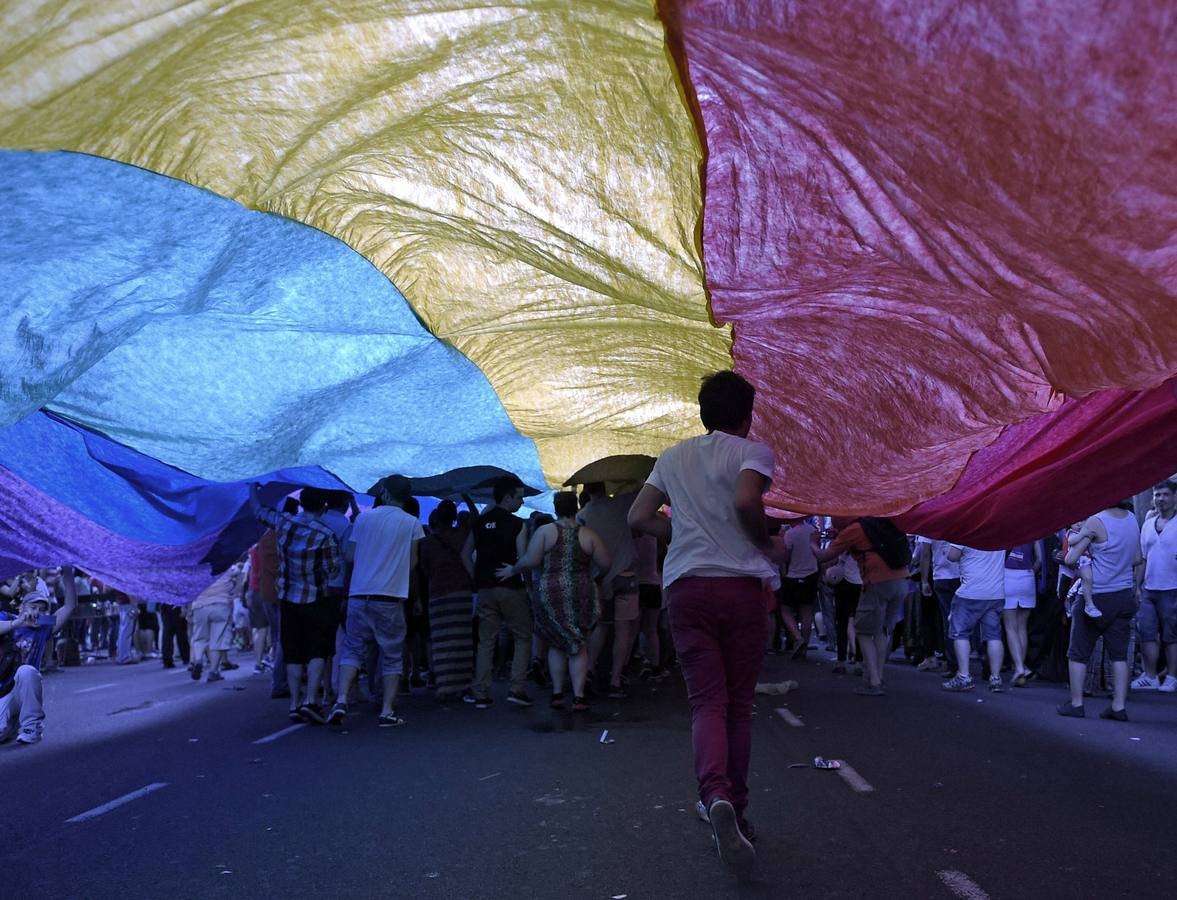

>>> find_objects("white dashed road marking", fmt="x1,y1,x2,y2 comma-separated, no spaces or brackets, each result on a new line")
252,723,307,745
775,707,804,727
937,870,990,900
74,683,117,694
65,783,169,823
834,762,874,793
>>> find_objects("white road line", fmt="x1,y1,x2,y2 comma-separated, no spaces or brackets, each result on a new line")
937,870,990,900
65,783,169,823
775,707,804,727
74,683,117,694
252,723,307,745
835,762,875,793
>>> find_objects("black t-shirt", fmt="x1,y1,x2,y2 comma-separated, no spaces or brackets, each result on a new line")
473,507,524,590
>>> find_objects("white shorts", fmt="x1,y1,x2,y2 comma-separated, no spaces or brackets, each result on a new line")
1003,569,1036,609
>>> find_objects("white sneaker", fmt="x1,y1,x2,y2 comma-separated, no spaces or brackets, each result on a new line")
1131,673,1160,691
1158,675,1177,693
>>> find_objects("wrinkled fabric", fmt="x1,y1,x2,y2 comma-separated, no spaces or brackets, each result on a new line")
0,151,544,491
0,0,726,484
664,0,1177,520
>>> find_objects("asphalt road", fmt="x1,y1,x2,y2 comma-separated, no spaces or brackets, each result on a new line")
4,646,1176,899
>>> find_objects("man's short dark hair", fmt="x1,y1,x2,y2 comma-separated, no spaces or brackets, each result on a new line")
282,497,301,515
554,491,579,519
698,370,756,433
299,487,326,512
1155,481,1176,494
583,482,606,497
324,490,351,513
493,475,525,503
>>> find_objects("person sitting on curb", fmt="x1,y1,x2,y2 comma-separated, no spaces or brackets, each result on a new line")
0,565,78,746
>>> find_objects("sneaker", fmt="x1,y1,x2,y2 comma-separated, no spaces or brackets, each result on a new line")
378,712,406,728
222,660,240,671
462,690,478,704
708,798,755,877
550,692,567,709
473,696,493,710
253,663,265,674
854,684,885,696
288,708,303,723
916,657,941,672
1099,706,1128,721
162,661,176,669
1056,701,1085,718
327,702,348,725
831,662,847,675
606,685,628,700
507,690,534,707
189,662,203,681
207,671,224,683
988,675,1003,693
15,731,41,746
298,703,326,725
1131,673,1160,691
571,696,590,712
1159,675,1177,693
941,674,975,692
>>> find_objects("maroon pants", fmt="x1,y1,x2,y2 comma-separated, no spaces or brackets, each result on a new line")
668,576,767,817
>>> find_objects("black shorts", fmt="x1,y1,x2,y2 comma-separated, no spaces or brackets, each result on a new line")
1067,589,1136,663
639,584,662,611
280,599,337,665
782,573,820,612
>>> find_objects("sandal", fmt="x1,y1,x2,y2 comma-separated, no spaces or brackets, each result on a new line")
572,696,590,712
550,692,566,709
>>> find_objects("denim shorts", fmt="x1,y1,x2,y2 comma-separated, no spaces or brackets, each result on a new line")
948,595,1003,642
340,597,406,677
1137,588,1177,643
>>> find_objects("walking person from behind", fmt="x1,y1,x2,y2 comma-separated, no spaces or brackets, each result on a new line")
628,371,786,879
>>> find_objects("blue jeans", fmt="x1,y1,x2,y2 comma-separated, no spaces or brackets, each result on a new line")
266,601,287,693
116,606,137,663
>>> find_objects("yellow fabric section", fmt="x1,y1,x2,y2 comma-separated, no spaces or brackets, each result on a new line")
0,0,727,485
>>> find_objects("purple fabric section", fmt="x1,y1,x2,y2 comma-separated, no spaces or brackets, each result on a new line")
0,465,217,604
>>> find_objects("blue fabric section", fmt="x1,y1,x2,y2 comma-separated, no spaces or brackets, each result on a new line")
0,150,545,493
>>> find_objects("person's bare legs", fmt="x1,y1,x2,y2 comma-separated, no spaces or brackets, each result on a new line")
336,664,360,707
954,638,971,678
548,647,568,695
611,617,639,688
286,664,304,712
253,627,270,668
799,605,815,645
859,631,881,688
873,630,889,684
985,639,1003,682
640,608,661,668
778,607,803,644
589,621,609,678
848,618,858,662
1068,660,1087,708
1110,660,1129,712
1002,610,1024,676
1140,640,1160,677
305,657,326,707
569,647,589,698
1167,642,1177,678
381,673,401,717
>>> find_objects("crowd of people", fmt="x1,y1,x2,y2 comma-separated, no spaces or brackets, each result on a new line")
2,371,1174,878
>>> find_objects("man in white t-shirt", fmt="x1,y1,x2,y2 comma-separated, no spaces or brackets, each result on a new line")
1133,480,1177,692
941,545,1006,693
330,474,424,728
915,536,961,674
628,371,786,879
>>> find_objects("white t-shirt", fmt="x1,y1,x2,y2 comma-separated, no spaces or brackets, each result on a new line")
949,546,1005,601
348,506,425,599
646,431,776,589
783,522,819,578
916,536,960,581
840,552,862,586
1141,513,1177,591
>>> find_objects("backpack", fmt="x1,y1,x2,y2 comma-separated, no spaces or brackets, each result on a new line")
859,517,912,570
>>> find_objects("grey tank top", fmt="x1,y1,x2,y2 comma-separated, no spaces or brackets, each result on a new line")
1090,510,1139,593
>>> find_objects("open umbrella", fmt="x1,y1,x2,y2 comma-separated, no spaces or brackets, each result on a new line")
563,455,656,491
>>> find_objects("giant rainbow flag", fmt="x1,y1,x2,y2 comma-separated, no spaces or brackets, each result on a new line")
3,1,1176,602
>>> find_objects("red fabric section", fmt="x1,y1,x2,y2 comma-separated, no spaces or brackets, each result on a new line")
896,379,1177,547
663,1,1177,530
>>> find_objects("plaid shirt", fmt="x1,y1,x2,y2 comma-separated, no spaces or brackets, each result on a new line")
254,505,341,605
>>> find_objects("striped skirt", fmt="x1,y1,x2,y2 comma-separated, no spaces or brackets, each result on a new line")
429,592,474,698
